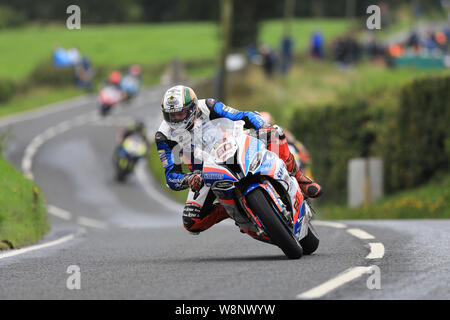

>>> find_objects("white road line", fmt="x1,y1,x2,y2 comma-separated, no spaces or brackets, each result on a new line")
47,205,72,220
347,228,375,240
0,234,75,260
296,266,374,299
76,216,108,230
135,162,184,213
366,242,385,259
312,220,347,229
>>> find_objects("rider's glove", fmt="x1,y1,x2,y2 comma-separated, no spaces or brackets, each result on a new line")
183,171,204,192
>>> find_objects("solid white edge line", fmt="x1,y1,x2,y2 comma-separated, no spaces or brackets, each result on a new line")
366,242,385,259
347,228,375,240
0,234,75,260
296,266,374,299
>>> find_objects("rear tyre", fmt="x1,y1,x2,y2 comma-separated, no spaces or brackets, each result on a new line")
299,224,319,255
246,188,303,259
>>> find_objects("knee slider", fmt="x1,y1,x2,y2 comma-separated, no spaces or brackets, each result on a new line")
182,204,202,231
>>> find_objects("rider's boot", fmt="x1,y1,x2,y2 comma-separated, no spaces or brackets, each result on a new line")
184,204,229,234
285,153,323,198
265,126,323,198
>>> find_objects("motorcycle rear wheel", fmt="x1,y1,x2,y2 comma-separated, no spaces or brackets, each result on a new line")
246,188,303,259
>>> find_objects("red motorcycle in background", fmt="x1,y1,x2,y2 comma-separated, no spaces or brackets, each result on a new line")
98,85,123,116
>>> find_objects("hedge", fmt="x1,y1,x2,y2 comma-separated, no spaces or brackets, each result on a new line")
290,75,450,204
0,78,15,103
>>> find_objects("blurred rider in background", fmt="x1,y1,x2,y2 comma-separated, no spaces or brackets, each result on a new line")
120,65,142,100
117,120,149,147
108,70,122,88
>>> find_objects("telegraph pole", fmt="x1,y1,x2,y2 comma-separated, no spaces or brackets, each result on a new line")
283,0,295,37
346,0,356,18
216,0,233,101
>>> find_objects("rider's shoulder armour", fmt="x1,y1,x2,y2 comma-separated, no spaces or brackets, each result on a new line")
155,131,167,143
197,99,212,118
205,98,217,109
155,121,171,141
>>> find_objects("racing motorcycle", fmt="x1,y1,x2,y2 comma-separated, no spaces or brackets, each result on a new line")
191,118,319,259
98,85,123,116
120,75,140,101
113,134,148,182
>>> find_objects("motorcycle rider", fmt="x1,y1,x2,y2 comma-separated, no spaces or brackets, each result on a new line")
259,111,312,177
120,65,142,100
155,85,322,236
117,120,148,147
108,71,122,88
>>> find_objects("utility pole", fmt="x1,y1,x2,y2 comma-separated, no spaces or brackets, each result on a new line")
346,0,356,19
283,0,295,37
216,0,233,102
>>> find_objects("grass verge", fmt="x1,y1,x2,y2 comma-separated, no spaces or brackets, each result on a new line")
318,174,450,220
0,86,83,118
0,155,49,250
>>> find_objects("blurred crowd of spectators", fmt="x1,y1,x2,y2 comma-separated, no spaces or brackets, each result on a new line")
246,19,450,77
329,24,450,69
53,47,93,90
398,27,450,56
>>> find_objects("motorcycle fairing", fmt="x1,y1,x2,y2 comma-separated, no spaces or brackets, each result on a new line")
202,164,238,186
237,135,266,176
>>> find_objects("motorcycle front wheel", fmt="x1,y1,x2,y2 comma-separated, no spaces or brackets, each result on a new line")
100,104,111,117
246,188,303,259
115,169,128,182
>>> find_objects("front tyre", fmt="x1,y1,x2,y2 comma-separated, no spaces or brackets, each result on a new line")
100,104,111,117
246,188,303,259
115,169,128,182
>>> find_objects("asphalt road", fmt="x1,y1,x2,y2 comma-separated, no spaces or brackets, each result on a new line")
0,87,449,300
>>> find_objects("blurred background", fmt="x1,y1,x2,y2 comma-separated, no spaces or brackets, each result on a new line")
0,0,449,223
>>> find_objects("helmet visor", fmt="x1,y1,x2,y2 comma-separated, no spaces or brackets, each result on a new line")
163,105,193,124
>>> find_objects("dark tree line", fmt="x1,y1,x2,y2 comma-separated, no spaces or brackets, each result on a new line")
1,0,429,24
1,0,443,47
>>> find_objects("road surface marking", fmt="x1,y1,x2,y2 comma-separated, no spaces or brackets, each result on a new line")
366,242,385,259
0,234,75,260
296,266,374,299
47,205,72,220
296,224,384,299
313,220,347,229
76,216,108,230
347,228,375,240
